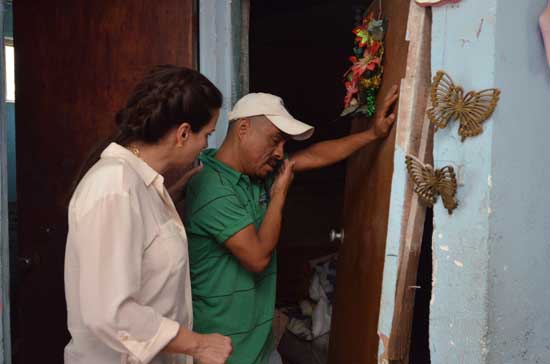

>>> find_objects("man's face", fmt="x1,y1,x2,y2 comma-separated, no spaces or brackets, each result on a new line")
241,116,287,178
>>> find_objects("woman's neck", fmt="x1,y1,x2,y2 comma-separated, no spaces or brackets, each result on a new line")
127,141,172,175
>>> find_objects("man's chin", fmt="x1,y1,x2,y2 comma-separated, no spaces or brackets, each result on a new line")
256,166,272,178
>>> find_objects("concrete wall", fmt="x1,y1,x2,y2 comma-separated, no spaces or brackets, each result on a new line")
431,0,550,363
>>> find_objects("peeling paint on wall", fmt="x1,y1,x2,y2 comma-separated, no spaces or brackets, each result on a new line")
476,18,484,39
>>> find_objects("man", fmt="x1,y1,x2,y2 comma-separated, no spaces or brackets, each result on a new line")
184,87,399,364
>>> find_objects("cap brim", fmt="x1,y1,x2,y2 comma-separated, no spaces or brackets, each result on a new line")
265,115,315,140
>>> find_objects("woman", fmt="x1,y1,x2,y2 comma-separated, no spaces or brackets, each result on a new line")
64,65,232,364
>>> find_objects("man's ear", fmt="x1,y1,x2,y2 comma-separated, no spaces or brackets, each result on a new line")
176,122,192,146
237,118,251,140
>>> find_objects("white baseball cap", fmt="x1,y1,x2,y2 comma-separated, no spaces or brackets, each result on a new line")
228,93,315,140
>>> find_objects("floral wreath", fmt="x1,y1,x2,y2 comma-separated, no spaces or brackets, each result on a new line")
341,12,387,118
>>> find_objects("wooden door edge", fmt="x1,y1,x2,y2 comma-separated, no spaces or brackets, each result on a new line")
378,2,434,363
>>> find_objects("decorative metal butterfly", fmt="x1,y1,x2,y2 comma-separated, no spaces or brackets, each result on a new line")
405,155,458,214
427,70,501,142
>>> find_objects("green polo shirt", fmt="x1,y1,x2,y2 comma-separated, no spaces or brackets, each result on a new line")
184,149,276,364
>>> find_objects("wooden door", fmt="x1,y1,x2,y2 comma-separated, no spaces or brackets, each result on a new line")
13,2,196,362
328,0,412,363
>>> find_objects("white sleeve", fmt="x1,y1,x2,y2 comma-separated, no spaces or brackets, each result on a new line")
75,191,180,364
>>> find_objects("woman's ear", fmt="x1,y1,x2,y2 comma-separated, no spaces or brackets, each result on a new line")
176,122,192,146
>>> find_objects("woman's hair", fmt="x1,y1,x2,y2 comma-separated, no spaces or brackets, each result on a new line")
115,65,222,140
71,65,222,194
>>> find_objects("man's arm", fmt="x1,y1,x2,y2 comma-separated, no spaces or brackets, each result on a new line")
224,160,295,273
290,85,399,172
167,165,203,202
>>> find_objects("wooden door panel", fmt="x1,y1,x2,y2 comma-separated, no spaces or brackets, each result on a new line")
328,0,411,363
13,2,196,362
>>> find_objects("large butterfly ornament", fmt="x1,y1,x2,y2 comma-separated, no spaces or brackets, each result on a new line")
405,155,458,214
427,70,501,142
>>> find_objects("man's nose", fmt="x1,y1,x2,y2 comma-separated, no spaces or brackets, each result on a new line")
273,142,284,160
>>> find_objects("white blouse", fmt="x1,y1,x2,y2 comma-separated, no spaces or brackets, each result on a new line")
64,143,193,364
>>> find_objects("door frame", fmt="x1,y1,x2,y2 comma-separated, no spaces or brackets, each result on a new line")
0,0,12,362
238,1,434,362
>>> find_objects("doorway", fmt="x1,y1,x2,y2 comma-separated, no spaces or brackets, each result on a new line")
250,1,353,361
250,1,432,363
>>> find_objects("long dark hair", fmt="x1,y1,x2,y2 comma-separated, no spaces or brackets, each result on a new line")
71,65,222,194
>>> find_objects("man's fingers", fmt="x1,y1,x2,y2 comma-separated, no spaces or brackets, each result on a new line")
384,85,399,99
281,160,295,173
383,87,399,109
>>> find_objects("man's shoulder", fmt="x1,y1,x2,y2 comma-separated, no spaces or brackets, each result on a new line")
186,166,239,213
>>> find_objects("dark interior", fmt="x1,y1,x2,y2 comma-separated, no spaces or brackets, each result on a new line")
250,0,356,307
409,208,433,364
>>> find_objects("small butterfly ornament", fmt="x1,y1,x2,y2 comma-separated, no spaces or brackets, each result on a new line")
427,71,501,142
405,155,458,214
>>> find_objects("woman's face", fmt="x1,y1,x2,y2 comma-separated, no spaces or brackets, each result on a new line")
176,108,219,167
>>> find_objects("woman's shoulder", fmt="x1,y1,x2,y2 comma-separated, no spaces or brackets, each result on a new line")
71,158,143,205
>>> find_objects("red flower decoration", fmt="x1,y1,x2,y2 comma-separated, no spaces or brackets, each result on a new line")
348,50,381,80
344,80,359,108
370,41,381,55
352,12,375,47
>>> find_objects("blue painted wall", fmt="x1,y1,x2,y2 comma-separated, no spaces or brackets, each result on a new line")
3,1,10,39
6,102,15,202
430,1,496,362
4,0,15,203
431,0,550,363
199,0,246,148
488,0,550,363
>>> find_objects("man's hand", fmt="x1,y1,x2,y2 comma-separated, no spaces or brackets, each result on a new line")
289,85,399,172
270,160,295,199
372,85,399,139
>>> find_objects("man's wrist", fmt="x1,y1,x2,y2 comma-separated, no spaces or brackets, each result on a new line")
270,191,287,207
364,128,382,141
